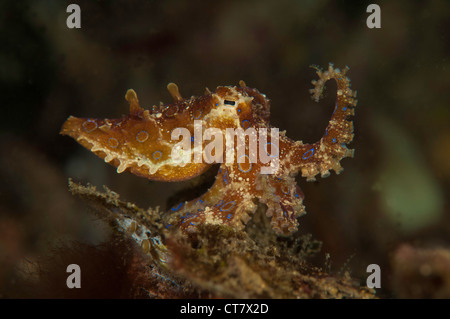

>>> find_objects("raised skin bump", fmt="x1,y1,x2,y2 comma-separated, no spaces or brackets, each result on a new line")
60,63,357,235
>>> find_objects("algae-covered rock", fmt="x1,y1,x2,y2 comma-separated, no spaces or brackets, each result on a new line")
67,179,375,299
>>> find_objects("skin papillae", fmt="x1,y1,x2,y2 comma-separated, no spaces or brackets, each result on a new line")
60,64,357,235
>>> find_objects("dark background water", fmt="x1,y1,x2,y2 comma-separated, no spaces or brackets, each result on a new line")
0,0,449,298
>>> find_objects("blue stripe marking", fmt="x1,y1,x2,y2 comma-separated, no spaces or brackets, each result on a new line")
302,148,315,160
220,201,235,212
171,203,183,211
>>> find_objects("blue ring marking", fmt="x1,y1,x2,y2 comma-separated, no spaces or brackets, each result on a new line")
136,130,149,143
215,103,219,107
332,138,336,143
220,201,235,212
294,192,299,198
238,155,252,173
165,224,172,229
82,119,98,133
281,186,290,195
343,107,347,111
227,213,232,219
191,136,194,142
241,119,250,129
164,105,179,117
193,110,202,119
238,108,241,113
197,199,204,204
153,151,162,160
302,148,315,160
171,202,183,211
325,127,328,136
222,169,229,184
264,142,279,158
108,137,119,148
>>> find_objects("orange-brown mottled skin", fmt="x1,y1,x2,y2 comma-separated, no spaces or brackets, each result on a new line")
61,64,357,235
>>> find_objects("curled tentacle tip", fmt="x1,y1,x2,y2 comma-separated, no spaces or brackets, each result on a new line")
239,80,247,87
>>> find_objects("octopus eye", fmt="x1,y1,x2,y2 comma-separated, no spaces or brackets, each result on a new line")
224,100,236,106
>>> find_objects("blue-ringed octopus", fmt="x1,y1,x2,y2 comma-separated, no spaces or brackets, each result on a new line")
61,64,357,236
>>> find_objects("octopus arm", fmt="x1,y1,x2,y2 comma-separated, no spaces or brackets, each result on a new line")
289,64,358,181
164,164,258,232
